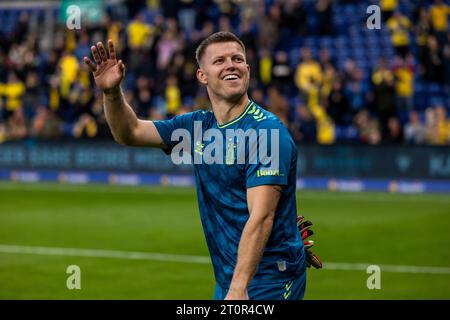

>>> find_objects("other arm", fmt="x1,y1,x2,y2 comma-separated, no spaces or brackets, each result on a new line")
225,185,282,300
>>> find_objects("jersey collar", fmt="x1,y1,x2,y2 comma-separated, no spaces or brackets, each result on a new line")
216,100,255,129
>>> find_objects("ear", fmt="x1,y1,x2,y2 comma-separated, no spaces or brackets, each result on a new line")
196,68,208,85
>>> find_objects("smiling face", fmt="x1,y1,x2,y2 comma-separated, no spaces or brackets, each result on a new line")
196,41,250,103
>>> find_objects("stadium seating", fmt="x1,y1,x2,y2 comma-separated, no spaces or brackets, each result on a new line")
0,0,448,145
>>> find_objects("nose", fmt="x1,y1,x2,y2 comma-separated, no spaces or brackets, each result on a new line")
223,57,237,70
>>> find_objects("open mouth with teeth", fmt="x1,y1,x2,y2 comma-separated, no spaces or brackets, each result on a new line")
222,74,240,81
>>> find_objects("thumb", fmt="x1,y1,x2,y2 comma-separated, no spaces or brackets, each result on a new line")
118,60,125,76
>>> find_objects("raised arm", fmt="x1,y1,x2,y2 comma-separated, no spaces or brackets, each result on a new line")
84,40,165,147
225,185,282,300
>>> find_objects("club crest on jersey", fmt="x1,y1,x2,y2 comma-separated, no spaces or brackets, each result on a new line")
225,139,236,165
194,141,204,155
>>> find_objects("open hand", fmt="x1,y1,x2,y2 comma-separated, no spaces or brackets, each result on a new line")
84,40,125,93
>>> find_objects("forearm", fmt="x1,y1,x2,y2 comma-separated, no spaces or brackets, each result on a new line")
228,214,274,293
103,87,138,144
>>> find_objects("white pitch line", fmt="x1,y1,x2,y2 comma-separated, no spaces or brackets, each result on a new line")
0,244,210,264
323,262,450,275
1,244,450,275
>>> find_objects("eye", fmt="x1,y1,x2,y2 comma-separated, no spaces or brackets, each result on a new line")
214,58,224,64
234,56,244,62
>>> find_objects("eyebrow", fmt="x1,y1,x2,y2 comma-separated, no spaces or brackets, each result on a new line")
211,53,245,61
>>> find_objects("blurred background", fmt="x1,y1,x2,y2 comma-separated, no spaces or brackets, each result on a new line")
0,0,449,300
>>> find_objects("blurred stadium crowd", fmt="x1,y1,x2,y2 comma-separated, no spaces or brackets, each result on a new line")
0,0,449,145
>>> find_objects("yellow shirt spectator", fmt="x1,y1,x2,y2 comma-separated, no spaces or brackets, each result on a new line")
259,57,272,85
307,85,320,109
147,0,160,9
65,31,77,52
0,83,4,108
85,117,98,138
309,104,335,144
430,3,450,32
394,67,414,97
127,19,153,49
166,84,182,115
436,119,450,144
3,80,25,111
108,22,122,48
372,69,394,85
59,53,79,97
387,15,411,47
380,0,398,11
49,87,60,111
295,61,323,92
317,117,336,145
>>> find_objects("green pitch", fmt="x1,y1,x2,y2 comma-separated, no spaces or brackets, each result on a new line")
0,182,449,299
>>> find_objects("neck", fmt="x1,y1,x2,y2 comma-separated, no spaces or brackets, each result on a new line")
210,93,250,126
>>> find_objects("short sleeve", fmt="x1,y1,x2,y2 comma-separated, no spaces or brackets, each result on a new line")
153,112,196,152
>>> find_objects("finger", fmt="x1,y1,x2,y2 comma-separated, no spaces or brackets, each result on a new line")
118,59,125,74
108,39,116,61
300,220,313,230
301,229,314,240
91,45,102,65
304,240,314,249
97,42,108,62
83,57,97,72
306,250,322,269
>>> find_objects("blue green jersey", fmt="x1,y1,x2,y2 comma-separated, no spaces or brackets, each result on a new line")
154,100,305,287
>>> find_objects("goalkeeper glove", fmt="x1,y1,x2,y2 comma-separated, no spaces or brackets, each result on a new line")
297,215,323,269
